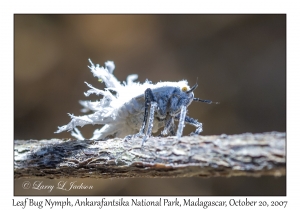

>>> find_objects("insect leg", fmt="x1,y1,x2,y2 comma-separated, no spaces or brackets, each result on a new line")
176,105,187,139
138,88,157,136
169,123,176,136
142,101,157,146
175,115,203,135
161,115,175,136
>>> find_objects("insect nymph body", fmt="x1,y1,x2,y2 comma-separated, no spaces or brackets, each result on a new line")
55,59,214,145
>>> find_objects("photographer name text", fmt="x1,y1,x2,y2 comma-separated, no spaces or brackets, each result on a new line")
21,181,93,192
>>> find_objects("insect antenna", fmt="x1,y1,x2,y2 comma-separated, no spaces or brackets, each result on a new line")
193,98,219,104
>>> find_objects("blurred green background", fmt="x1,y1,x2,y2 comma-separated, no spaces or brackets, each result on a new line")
14,14,286,195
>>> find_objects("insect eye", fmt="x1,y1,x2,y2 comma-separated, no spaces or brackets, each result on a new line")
181,86,188,92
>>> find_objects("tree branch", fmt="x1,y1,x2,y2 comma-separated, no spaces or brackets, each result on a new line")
14,132,285,179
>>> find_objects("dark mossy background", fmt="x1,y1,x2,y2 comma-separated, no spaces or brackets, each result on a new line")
14,14,286,195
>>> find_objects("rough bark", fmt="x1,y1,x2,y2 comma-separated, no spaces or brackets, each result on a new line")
14,132,286,179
